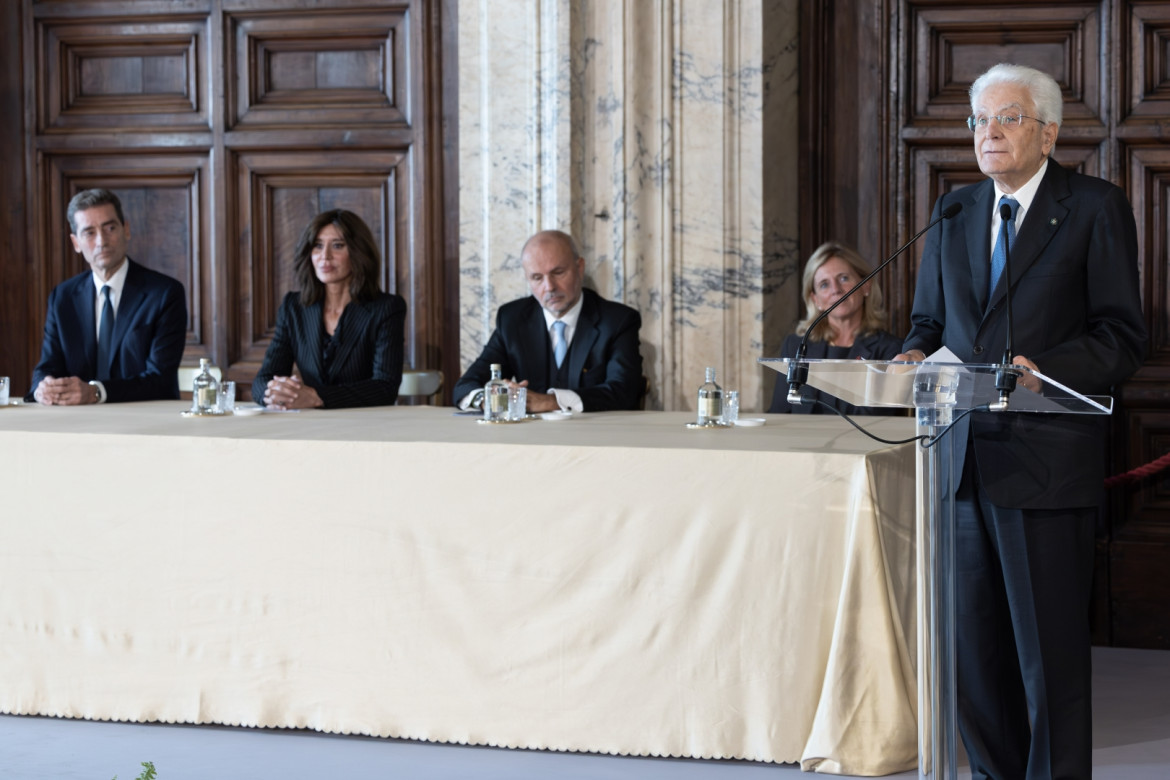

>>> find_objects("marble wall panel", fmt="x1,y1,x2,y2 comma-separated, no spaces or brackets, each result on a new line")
459,0,800,411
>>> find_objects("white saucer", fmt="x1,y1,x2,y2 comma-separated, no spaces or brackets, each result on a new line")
733,417,766,427
539,411,572,421
233,406,264,416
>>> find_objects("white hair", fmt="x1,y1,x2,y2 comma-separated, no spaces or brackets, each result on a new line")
970,63,1063,126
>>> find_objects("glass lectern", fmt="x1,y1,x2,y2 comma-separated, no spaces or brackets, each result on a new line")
759,357,1112,780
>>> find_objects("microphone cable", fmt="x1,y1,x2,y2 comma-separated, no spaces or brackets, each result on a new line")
801,397,992,449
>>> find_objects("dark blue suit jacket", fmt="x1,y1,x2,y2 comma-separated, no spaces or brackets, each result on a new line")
453,288,643,411
903,160,1147,508
251,291,406,408
28,259,187,402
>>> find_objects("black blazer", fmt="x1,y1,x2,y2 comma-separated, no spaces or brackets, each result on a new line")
453,288,643,411
767,330,905,415
28,259,187,402
252,291,406,408
903,160,1147,508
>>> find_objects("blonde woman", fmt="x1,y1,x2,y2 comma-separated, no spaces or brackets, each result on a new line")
768,241,903,414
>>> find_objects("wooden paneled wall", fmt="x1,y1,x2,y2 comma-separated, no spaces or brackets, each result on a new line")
0,0,454,398
804,0,1170,647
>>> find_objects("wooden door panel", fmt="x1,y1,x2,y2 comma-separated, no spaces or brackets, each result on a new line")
4,0,448,398
1119,2,1170,125
1127,145,1170,355
227,7,409,128
1112,542,1170,646
905,2,1105,125
36,14,209,132
231,148,412,378
41,154,212,362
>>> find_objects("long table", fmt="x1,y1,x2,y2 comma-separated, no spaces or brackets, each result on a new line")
0,402,918,774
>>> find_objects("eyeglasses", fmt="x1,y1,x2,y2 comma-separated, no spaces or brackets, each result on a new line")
966,113,1043,132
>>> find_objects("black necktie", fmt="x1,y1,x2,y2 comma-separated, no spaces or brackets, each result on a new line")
97,285,114,380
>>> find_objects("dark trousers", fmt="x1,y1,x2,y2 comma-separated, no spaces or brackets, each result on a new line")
954,453,1096,780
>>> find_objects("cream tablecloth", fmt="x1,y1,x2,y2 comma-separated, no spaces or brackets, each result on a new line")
0,402,918,774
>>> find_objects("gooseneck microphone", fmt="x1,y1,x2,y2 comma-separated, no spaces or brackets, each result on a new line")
785,202,963,405
989,201,1019,412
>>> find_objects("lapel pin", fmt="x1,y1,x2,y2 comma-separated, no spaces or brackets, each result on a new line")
1050,217,1059,226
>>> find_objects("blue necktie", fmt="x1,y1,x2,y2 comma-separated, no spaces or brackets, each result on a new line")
97,285,114,380
989,196,1019,297
552,320,567,368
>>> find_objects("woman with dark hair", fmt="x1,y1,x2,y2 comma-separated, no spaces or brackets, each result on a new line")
768,241,903,415
252,209,406,409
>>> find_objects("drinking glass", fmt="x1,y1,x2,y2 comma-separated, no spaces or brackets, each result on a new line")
508,386,527,421
722,390,739,425
217,380,237,413
0,376,9,406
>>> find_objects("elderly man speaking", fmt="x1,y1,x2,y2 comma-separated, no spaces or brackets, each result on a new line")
895,64,1146,779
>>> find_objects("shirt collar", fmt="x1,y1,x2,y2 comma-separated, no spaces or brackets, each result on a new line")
542,291,585,338
92,257,130,299
994,157,1048,229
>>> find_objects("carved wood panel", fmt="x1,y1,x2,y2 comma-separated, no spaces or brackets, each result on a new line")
905,3,1104,126
39,154,212,360
1121,411,1170,538
227,7,409,129
1119,1,1170,126
1126,141,1170,359
0,7,28,390
2,0,450,401
36,14,209,132
229,148,414,381
1111,540,1170,646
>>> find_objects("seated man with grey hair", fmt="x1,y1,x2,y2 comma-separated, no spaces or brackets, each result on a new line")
454,230,643,413
28,188,187,405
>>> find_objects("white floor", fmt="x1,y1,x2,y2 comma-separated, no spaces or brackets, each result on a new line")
1,647,1166,780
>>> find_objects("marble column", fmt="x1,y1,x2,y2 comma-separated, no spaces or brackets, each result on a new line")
459,0,800,411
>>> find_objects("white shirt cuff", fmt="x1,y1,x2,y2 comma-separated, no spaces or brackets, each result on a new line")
550,388,583,413
88,380,107,404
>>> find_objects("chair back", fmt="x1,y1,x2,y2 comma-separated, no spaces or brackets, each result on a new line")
399,369,443,404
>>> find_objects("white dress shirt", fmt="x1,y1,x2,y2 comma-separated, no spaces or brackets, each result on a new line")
989,158,1048,262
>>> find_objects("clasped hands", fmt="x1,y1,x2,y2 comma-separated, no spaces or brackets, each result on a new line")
34,376,98,406
503,379,561,414
891,350,1041,393
263,375,323,410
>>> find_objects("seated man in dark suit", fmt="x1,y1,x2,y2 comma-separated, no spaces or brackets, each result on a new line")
454,230,643,413
28,188,187,405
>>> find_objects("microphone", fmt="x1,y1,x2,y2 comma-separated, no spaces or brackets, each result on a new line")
989,201,1019,412
785,202,963,405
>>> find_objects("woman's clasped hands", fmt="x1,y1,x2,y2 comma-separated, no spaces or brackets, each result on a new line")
263,375,323,410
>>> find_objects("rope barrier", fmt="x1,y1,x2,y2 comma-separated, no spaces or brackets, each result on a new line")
1105,451,1170,489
